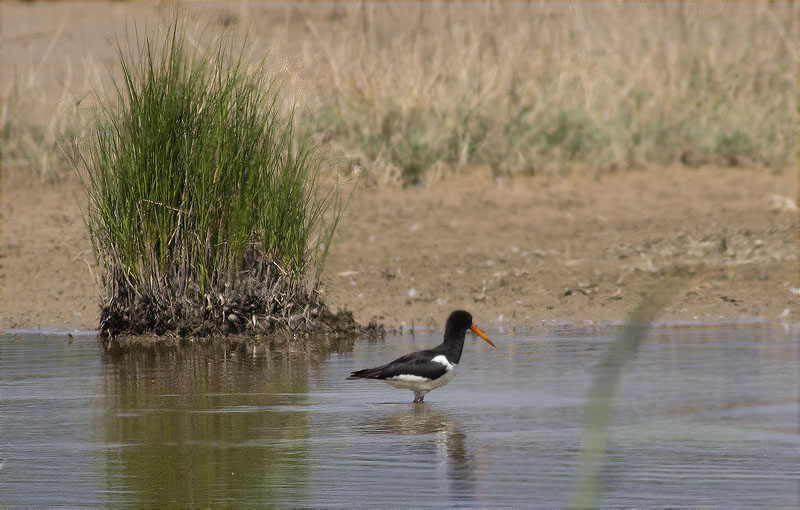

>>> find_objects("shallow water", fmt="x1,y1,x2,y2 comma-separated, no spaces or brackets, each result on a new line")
1,324,797,507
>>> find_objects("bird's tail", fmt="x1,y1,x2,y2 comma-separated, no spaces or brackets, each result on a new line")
346,367,384,380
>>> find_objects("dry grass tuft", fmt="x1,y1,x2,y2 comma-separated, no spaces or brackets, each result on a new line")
3,2,797,183
225,2,795,183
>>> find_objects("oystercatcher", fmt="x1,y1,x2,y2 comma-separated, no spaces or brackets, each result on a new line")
347,310,495,403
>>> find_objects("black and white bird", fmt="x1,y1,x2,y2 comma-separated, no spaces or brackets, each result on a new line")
347,310,495,403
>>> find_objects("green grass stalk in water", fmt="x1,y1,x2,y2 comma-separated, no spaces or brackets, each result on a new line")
569,279,683,509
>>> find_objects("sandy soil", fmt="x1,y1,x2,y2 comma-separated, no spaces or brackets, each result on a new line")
2,165,796,332
1,3,796,332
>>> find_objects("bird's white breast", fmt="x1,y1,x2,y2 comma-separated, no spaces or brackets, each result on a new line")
431,354,455,371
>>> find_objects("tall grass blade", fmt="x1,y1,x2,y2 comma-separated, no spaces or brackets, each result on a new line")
569,278,683,509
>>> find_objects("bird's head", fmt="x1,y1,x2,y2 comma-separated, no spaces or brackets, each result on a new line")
446,310,495,347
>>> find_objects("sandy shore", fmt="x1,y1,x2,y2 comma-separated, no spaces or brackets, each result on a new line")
1,3,796,332
2,165,796,332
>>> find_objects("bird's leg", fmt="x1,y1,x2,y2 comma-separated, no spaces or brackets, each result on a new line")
413,391,423,403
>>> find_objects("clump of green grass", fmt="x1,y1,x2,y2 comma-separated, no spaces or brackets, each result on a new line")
76,24,348,338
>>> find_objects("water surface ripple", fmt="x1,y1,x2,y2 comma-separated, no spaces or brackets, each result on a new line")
0,324,797,507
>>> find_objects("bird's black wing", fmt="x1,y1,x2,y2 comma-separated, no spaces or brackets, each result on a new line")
346,350,449,381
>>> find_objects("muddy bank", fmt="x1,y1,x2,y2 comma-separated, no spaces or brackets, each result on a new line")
321,165,797,328
100,315,384,356
2,165,796,332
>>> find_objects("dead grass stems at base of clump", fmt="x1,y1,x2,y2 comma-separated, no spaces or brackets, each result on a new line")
99,257,322,338
76,22,348,339
100,307,384,357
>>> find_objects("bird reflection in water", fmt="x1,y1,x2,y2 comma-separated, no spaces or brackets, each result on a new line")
356,405,481,500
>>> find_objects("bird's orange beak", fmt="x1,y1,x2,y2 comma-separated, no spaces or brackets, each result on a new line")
470,324,495,347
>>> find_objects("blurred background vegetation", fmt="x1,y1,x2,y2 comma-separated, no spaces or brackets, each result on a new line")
2,2,797,184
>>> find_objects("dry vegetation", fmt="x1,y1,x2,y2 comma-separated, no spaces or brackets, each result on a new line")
1,3,797,332
2,2,797,183
284,2,798,182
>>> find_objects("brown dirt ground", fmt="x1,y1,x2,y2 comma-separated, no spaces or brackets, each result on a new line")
2,165,796,332
1,3,797,332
